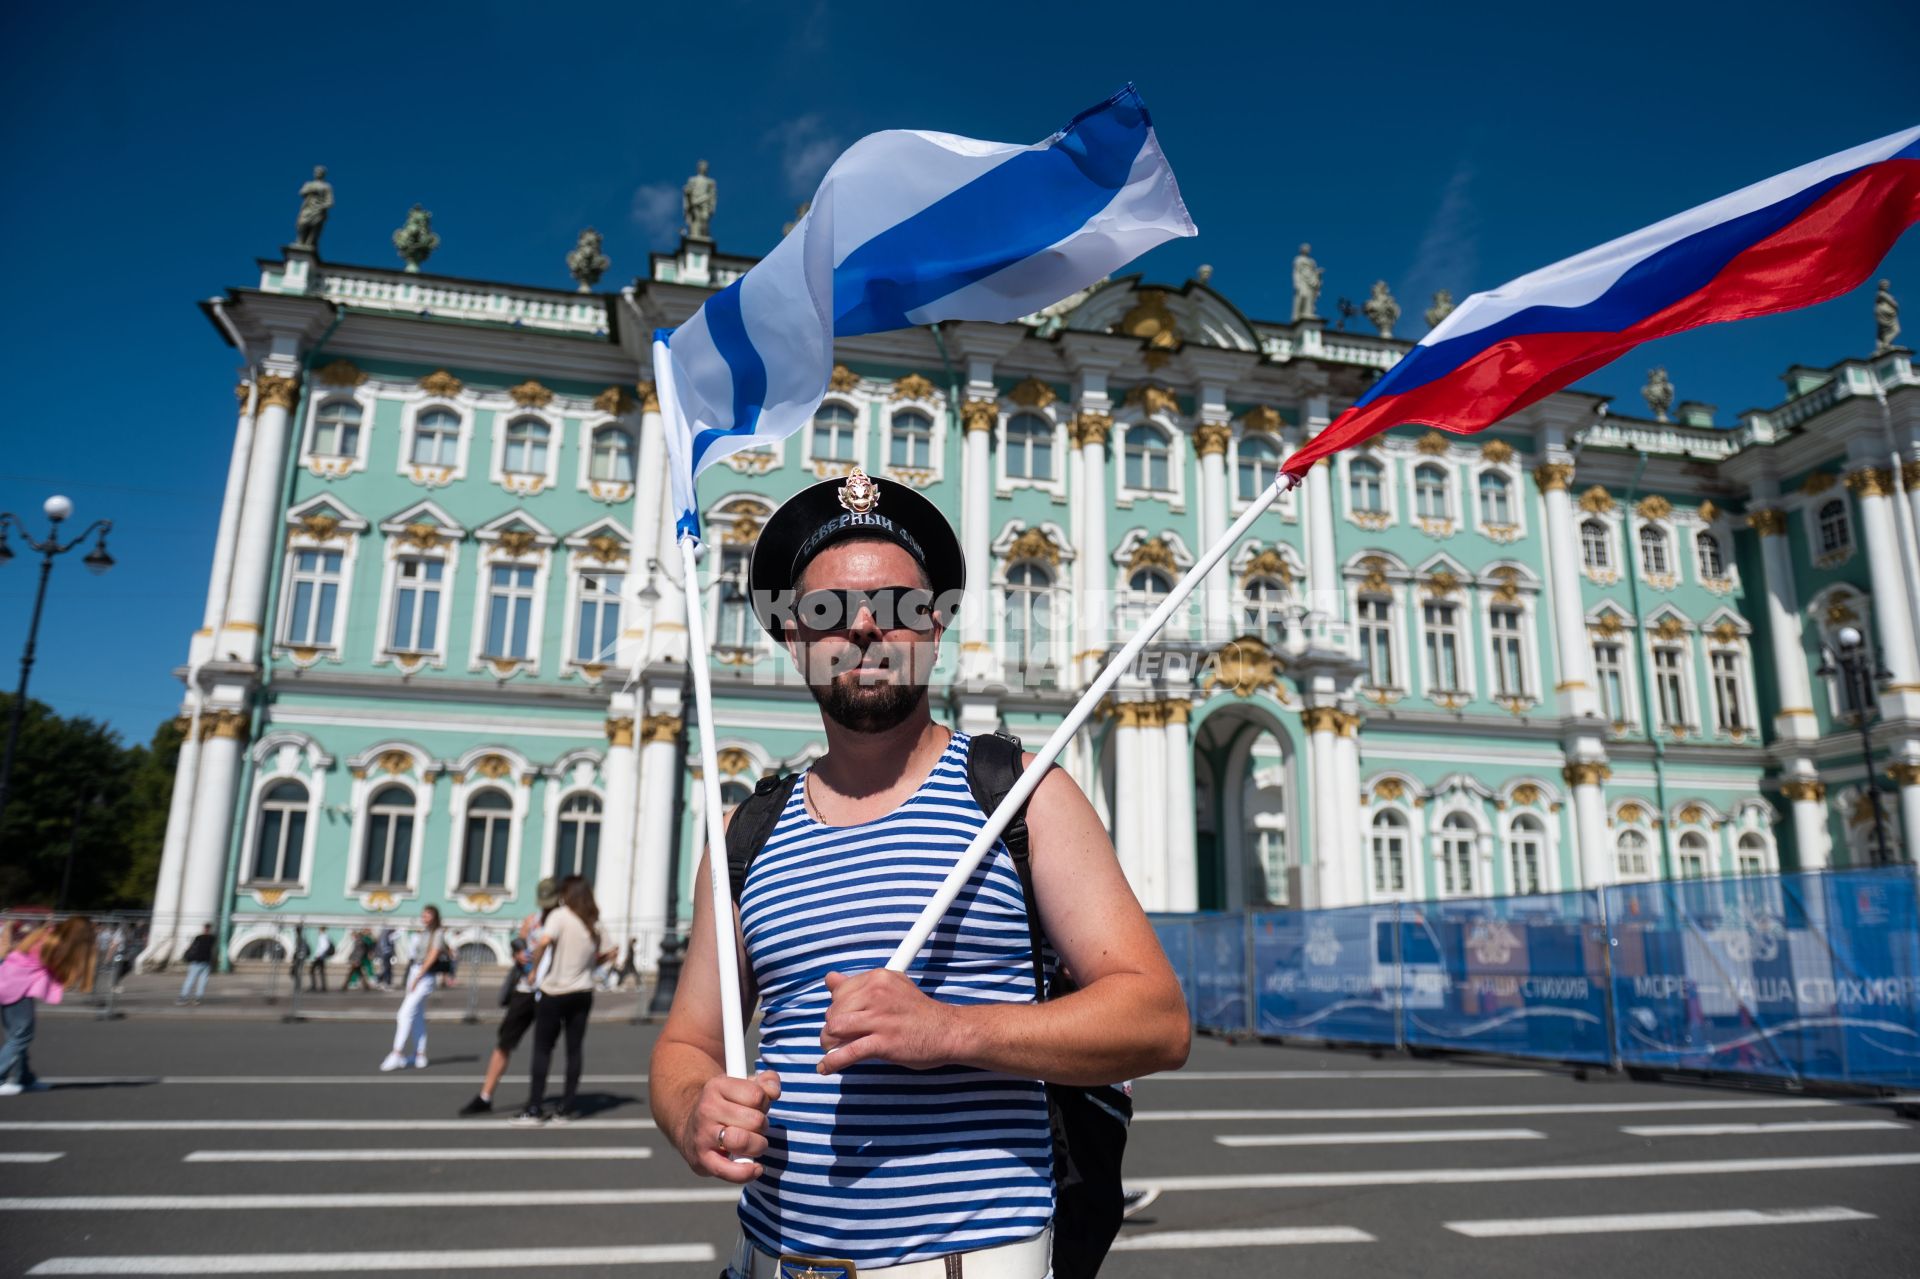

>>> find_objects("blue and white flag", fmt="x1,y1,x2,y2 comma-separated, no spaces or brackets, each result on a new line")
653,85,1196,539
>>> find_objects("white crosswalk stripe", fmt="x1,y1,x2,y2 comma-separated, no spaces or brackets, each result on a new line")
1216,1129,1544,1148
183,1147,652,1162
25,1244,717,1274
1134,1100,1839,1121
0,1153,63,1163
1111,1227,1375,1249
1445,1206,1875,1238
1619,1120,1908,1137
0,1119,654,1132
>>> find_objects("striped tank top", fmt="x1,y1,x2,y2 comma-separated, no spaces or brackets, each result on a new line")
737,732,1054,1268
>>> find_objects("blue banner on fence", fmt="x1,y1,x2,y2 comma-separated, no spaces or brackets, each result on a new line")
1150,916,1198,1018
1401,891,1611,1064
1190,914,1248,1032
1252,904,1400,1046
1607,868,1920,1087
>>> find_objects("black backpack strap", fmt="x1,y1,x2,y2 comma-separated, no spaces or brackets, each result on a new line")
724,772,800,905
965,731,1050,1003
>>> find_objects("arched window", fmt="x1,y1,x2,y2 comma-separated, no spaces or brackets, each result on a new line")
1817,500,1851,555
712,545,754,649
1004,561,1054,672
1736,832,1767,877
360,784,414,888
720,779,753,811
411,407,461,467
1617,829,1650,880
503,418,550,474
575,569,623,664
1349,458,1385,514
1638,524,1670,576
1237,436,1280,500
1243,575,1289,646
1509,815,1543,895
1415,464,1451,520
1358,594,1395,688
589,426,634,482
1678,830,1710,879
1124,424,1172,492
1477,471,1513,525
1696,531,1725,579
555,793,602,883
1371,810,1407,895
889,410,933,470
1581,519,1612,570
311,400,361,457
250,780,308,883
1006,413,1053,481
1438,814,1476,895
812,402,857,463
460,789,513,888
1123,566,1173,630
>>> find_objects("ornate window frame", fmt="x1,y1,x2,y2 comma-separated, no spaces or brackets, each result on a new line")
1344,551,1410,704
1366,802,1418,902
1114,415,1187,510
372,501,465,673
1805,491,1856,568
1477,562,1543,713
444,747,535,911
804,395,867,479
1630,497,1679,591
991,521,1073,680
559,519,632,681
276,498,366,667
577,417,637,504
239,733,331,904
342,742,435,911
1700,609,1757,741
540,752,607,883
1642,608,1699,738
1410,458,1459,539
1470,450,1525,543
996,402,1068,498
1112,528,1194,637
468,513,557,678
489,407,565,497
300,385,376,479
1414,555,1476,708
881,399,946,489
1342,449,1395,530
398,390,474,490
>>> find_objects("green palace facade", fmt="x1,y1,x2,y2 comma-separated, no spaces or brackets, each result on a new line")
142,218,1920,967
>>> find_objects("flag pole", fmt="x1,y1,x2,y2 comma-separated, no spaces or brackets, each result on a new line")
886,474,1294,972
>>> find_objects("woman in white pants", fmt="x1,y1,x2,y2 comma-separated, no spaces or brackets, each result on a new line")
381,907,448,1071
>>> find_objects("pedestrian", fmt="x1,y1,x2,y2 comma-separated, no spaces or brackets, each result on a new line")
380,907,449,1072
459,879,559,1117
1,916,98,1095
341,929,377,990
616,938,640,991
307,926,334,992
374,928,396,990
176,924,216,1005
650,471,1188,1278
289,926,308,994
511,875,614,1126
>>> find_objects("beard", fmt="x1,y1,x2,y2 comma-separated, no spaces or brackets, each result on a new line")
810,672,928,733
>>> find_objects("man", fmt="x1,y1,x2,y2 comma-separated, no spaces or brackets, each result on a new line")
652,468,1189,1278
459,878,559,1116
176,925,215,1005
307,926,334,992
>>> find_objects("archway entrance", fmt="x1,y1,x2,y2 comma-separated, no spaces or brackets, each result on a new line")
1193,702,1297,911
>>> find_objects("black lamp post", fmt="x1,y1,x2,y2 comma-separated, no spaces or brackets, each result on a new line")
1816,623,1894,864
0,495,114,827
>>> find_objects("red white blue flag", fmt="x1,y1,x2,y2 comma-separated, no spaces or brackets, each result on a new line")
1285,123,1920,476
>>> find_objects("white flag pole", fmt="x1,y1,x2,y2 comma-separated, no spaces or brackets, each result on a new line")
886,474,1294,973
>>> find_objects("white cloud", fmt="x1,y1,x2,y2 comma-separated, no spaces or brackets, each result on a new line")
1402,160,1480,331
766,114,842,199
630,181,680,246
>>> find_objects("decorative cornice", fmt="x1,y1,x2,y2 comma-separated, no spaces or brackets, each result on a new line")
1533,462,1575,493
593,385,636,416
1241,546,1292,585
1206,635,1282,698
604,717,635,748
315,359,367,388
1561,761,1611,788
891,372,939,402
1071,410,1112,447
961,398,998,433
1887,763,1920,788
1192,421,1232,457
1480,439,1516,465
1122,384,1181,418
1300,706,1342,735
508,379,554,409
828,364,861,393
256,373,300,411
1414,430,1451,456
1241,405,1282,435
641,713,682,744
418,369,463,398
634,380,661,413
1005,526,1061,566
1636,494,1673,521
200,709,250,742
1696,499,1721,524
1903,460,1920,492
1746,508,1788,537
1577,484,1615,515
1127,536,1178,575
1845,466,1896,499
1007,376,1058,409
1778,778,1826,803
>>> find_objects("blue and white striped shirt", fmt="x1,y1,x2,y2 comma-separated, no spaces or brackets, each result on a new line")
736,732,1053,1267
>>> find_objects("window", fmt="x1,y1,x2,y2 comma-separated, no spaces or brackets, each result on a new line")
889,410,932,469
589,426,634,482
1004,561,1054,671
1581,520,1612,571
484,564,537,660
1255,828,1289,906
1415,464,1450,519
1653,644,1687,730
1478,471,1512,525
1349,458,1385,514
1359,596,1395,687
1736,833,1767,877
1124,425,1172,492
1423,601,1463,692
285,549,342,647
576,570,623,664
359,784,414,887
1617,829,1651,879
812,402,857,463
1639,524,1670,577
1122,567,1173,630
1243,576,1289,646
1594,640,1628,722
1696,531,1725,579
1817,500,1851,555
1710,649,1745,732
1510,815,1543,895
460,789,513,888
503,418,550,475
555,793,602,883
1678,831,1710,880
311,401,361,457
1438,815,1475,895
389,558,444,654
250,780,308,883
1006,413,1053,481
714,547,753,650
1489,607,1526,698
412,408,460,467
1238,436,1280,500
1371,810,1407,895
720,779,753,811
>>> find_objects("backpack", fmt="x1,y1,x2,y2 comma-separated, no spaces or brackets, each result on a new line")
724,731,1130,1279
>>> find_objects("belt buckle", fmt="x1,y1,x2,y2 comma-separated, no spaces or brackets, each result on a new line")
777,1255,856,1279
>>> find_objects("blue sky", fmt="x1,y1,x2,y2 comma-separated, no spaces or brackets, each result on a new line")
1,0,1913,740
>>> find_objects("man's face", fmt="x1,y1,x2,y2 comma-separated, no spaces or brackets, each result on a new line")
785,539,944,733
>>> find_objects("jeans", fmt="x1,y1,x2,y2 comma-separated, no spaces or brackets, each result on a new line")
0,998,36,1085
526,990,593,1112
308,958,329,992
391,967,436,1059
179,963,211,1002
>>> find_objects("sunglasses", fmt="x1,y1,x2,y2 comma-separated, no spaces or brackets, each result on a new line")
793,586,939,634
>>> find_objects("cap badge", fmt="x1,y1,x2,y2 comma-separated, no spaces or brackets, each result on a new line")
836,466,881,515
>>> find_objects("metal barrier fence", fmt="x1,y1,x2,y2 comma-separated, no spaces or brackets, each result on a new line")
1152,865,1920,1089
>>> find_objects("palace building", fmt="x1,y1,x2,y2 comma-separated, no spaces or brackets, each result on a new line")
143,204,1920,967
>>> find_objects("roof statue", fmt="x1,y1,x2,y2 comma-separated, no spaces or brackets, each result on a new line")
392,205,440,273
1875,278,1901,354
567,228,610,292
1642,366,1675,422
1363,280,1400,338
1291,243,1322,321
294,165,333,251
683,159,716,240
1425,288,1455,329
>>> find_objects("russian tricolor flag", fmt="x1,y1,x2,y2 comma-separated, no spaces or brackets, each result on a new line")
1285,123,1920,477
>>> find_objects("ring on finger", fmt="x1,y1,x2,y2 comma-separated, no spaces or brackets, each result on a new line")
716,1123,728,1151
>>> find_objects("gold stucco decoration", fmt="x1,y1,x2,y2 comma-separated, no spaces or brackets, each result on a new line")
604,717,635,748
508,379,554,409
1747,508,1788,537
634,380,661,413
1697,499,1721,524
1511,783,1542,807
1480,439,1516,464
1007,377,1058,409
1533,462,1575,492
1490,566,1523,602
1123,384,1181,417
1845,466,1895,499
495,529,538,558
584,533,625,563
399,521,448,550
1006,527,1061,566
1127,537,1178,575
297,512,342,541
641,714,683,744
891,373,939,402
1372,777,1406,802
418,369,463,398
594,385,636,416
828,364,861,393
377,750,413,775
1652,616,1689,642
473,754,512,780
962,398,998,433
1636,494,1673,520
1241,547,1292,586
1192,421,1232,457
316,359,367,388
1358,555,1392,594
256,374,301,411
1241,405,1283,435
1801,470,1837,495
716,747,754,777
1577,485,1615,514
1071,411,1113,447
1206,635,1282,698
1415,431,1451,456
1117,288,1182,351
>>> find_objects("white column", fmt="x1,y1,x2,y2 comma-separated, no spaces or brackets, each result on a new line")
1332,713,1364,907
1193,424,1232,642
1076,406,1113,683
195,384,260,661
595,707,639,950
141,708,204,967
1303,706,1342,905
960,395,997,681
1747,506,1818,738
1302,398,1341,620
1534,462,1601,719
1845,464,1920,707
1137,705,1167,911
631,699,684,963
1565,761,1611,889
178,713,246,942
1892,761,1920,863
1163,700,1197,912
649,471,690,667
1782,774,1833,871
1111,707,1149,901
219,372,300,663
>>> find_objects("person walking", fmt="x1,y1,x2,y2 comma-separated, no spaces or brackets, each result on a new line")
176,925,216,1005
288,926,308,995
511,876,614,1125
341,929,376,990
374,928,397,990
307,926,334,992
380,907,449,1072
1,917,98,1095
459,879,559,1117
616,938,641,991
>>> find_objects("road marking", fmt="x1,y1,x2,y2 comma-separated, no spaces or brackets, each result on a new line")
0,1188,740,1211
1131,1152,1920,1193
43,1075,653,1087
0,1119,654,1132
1622,1121,1910,1138
183,1148,653,1163
1153,1069,1540,1081
25,1244,716,1274
1111,1227,1375,1250
1135,1100,1841,1121
1445,1206,1875,1238
0,1153,62,1163
1216,1128,1545,1148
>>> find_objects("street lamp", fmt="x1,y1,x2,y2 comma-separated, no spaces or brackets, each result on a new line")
1816,623,1894,864
0,494,114,826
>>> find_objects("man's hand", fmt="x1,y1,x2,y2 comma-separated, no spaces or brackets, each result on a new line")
817,969,965,1075
674,1070,781,1184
